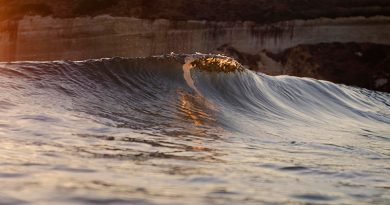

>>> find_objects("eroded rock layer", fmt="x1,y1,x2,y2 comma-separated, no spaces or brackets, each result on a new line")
0,16,389,61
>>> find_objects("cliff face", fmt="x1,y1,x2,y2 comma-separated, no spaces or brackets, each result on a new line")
0,15,389,61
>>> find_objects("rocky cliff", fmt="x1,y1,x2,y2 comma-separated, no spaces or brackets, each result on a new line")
0,15,389,61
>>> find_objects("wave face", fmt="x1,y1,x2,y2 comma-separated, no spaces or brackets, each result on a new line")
0,55,389,205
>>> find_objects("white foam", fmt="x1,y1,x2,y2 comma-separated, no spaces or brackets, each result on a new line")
182,56,201,95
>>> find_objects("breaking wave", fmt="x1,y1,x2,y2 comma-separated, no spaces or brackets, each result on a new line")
0,54,389,204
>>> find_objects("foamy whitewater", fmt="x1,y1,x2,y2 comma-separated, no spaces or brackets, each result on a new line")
0,54,389,205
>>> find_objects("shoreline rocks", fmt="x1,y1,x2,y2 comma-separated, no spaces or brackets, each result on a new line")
220,43,390,92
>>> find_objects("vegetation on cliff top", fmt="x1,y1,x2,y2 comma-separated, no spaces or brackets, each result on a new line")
0,0,389,23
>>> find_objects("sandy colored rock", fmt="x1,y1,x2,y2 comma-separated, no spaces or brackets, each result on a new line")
0,15,389,61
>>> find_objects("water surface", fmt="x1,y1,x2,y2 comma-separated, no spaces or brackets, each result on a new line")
0,55,389,204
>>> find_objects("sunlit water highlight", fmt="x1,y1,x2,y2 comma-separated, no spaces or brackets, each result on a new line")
0,54,389,205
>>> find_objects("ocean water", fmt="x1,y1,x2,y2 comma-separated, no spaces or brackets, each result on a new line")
0,54,389,205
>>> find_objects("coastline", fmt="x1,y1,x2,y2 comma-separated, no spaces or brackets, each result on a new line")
0,14,389,92
1,15,389,61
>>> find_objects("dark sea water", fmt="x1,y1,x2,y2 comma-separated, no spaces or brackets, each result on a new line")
0,54,389,205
